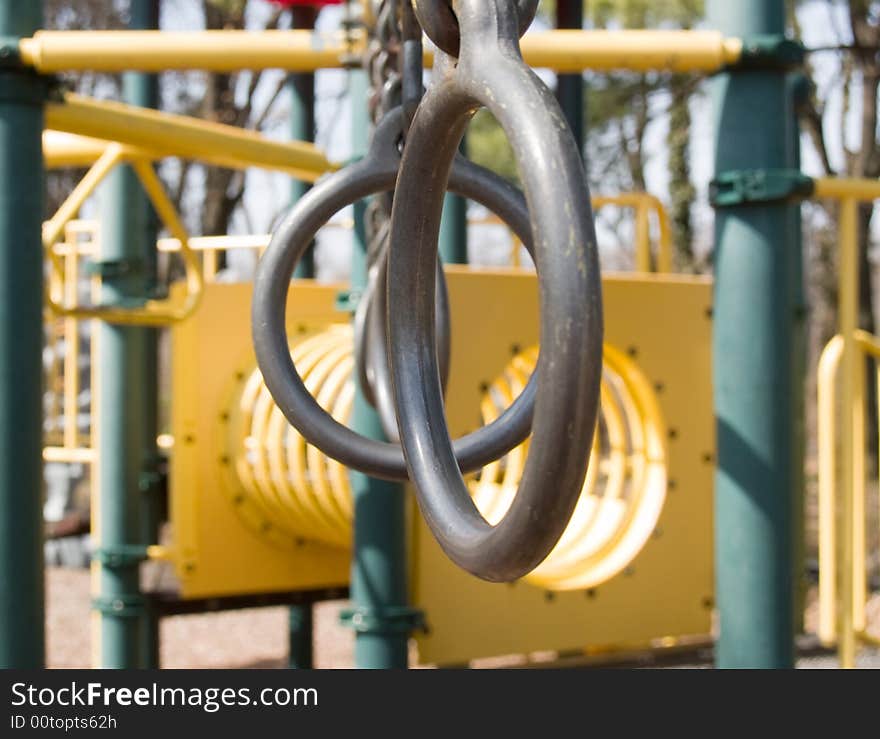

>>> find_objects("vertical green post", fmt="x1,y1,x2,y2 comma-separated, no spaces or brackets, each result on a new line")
344,70,411,669
128,0,162,670
95,0,161,670
554,0,585,157
788,73,808,635
286,4,318,669
290,5,318,281
438,141,467,265
0,0,45,669
709,0,798,667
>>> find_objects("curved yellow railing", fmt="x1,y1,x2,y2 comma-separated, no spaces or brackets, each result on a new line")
817,330,880,655
814,177,880,667
473,191,673,273
42,144,202,326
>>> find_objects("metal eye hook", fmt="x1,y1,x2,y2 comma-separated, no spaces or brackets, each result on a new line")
386,0,603,580
412,0,539,57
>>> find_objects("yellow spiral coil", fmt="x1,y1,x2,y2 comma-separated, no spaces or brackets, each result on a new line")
472,345,667,590
228,326,667,590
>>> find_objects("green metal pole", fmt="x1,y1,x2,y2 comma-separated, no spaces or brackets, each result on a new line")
438,140,468,265
0,0,45,669
125,0,162,671
709,0,798,668
788,72,808,636
290,5,318,281
554,0,585,158
343,69,412,668
95,0,163,670
286,4,318,669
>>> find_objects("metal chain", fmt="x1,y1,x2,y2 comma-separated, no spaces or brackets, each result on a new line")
363,0,402,268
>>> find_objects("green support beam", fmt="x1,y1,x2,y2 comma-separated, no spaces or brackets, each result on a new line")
708,0,800,668
343,70,412,669
438,140,468,265
95,0,161,670
554,0,585,158
0,0,45,669
788,72,809,636
287,4,318,668
128,0,162,671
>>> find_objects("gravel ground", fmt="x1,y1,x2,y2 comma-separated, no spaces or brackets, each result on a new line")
47,567,354,669
46,566,880,669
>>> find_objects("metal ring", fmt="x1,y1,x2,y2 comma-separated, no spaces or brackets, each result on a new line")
386,0,603,581
353,240,450,442
412,0,539,57
253,107,536,481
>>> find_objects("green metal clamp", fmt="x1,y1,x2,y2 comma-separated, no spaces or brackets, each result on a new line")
339,605,426,635
0,36,20,67
710,169,814,208
91,594,149,618
92,545,148,570
335,288,364,314
84,257,145,280
736,34,805,70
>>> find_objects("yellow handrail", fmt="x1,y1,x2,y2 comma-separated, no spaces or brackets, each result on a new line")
46,93,336,182
43,145,203,326
815,177,880,668
474,191,673,272
592,193,673,273
19,29,743,74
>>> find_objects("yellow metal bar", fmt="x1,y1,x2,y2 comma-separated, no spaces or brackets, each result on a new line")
592,193,673,273
43,144,125,253
42,446,96,464
517,30,742,73
20,29,362,73
43,131,113,169
43,149,204,325
817,334,842,646
46,93,335,182
634,203,651,272
20,29,742,74
62,225,80,450
814,177,880,202
157,234,271,253
838,197,859,669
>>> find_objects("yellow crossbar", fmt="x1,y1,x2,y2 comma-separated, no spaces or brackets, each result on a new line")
20,29,742,74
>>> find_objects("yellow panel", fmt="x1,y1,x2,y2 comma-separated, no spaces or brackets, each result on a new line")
412,268,715,665
168,271,714,663
169,281,351,598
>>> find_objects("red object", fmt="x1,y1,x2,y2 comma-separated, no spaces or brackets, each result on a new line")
266,0,344,6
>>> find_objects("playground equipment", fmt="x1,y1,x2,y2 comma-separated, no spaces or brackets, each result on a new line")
815,178,880,668
1,0,876,670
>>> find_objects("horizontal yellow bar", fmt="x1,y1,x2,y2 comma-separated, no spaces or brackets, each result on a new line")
814,177,880,203
146,545,171,561
43,446,96,464
45,93,336,182
20,29,362,73
43,131,111,169
518,30,742,72
20,29,742,74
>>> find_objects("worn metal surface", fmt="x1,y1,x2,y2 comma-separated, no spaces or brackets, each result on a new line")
386,0,602,581
253,109,537,481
